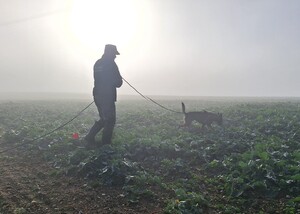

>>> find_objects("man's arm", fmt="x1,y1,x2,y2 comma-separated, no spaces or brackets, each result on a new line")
114,66,123,88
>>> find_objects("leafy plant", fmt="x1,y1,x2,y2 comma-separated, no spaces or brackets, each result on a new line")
164,188,209,214
1,99,300,213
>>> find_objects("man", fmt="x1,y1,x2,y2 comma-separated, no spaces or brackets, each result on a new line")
85,44,123,148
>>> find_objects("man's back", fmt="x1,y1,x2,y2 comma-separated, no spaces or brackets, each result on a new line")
93,56,122,101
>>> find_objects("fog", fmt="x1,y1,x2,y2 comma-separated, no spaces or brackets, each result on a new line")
0,0,300,98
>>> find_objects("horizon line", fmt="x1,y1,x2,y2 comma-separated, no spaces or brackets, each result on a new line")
0,92,299,100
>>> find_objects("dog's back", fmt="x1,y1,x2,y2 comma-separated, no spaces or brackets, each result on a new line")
181,102,222,127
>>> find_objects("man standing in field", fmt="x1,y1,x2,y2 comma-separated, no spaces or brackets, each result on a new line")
85,44,123,148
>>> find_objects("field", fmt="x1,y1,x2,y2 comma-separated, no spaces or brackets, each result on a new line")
0,97,299,214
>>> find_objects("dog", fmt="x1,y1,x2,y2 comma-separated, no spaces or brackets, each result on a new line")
181,102,223,128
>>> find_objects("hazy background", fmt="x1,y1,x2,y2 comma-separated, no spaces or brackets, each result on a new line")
0,0,299,98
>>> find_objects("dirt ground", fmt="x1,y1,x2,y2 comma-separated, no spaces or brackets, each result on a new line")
0,143,164,214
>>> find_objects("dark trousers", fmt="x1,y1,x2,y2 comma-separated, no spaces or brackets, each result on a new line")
86,95,116,144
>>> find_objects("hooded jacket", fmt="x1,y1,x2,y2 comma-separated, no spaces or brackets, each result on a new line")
93,55,123,102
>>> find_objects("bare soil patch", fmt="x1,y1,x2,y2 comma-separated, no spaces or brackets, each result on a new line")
0,144,163,214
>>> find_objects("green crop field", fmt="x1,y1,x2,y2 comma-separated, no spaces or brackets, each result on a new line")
0,97,299,213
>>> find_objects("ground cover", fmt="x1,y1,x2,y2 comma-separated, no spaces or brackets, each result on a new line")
0,98,299,213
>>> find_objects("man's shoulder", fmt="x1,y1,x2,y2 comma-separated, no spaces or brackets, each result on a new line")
94,58,118,73
94,59,104,70
94,58,103,65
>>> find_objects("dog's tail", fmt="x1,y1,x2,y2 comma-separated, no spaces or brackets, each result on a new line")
181,102,186,114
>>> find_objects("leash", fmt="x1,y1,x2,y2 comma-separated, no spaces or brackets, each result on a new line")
0,77,181,154
0,101,94,154
122,77,182,114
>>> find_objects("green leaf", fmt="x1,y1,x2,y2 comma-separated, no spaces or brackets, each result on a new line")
291,174,300,181
238,161,247,169
291,197,300,202
258,152,269,160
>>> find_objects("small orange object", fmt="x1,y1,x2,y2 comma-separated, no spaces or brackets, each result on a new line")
72,133,79,139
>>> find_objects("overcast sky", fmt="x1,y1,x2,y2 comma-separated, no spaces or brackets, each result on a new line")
0,0,299,97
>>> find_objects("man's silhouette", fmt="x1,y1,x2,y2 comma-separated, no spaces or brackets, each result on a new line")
85,44,123,148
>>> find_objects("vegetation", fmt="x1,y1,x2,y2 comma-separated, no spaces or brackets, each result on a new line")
0,97,299,213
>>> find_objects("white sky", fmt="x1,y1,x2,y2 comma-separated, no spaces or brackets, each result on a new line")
0,0,299,97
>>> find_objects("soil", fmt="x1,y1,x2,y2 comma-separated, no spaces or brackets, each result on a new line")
0,143,164,214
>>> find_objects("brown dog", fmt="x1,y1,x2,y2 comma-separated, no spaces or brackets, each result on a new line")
181,102,223,128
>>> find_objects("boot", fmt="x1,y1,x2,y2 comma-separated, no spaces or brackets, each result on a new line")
85,120,104,148
101,120,115,145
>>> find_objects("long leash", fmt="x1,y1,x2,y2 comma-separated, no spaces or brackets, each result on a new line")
122,78,182,114
0,78,181,154
0,101,94,154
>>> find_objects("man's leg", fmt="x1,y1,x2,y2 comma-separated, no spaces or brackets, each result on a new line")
101,102,116,145
85,120,104,144
85,96,104,147
102,119,115,145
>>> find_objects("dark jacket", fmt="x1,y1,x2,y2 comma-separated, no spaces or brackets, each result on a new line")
93,55,123,102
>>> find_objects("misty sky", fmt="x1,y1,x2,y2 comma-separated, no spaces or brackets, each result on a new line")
0,0,299,97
